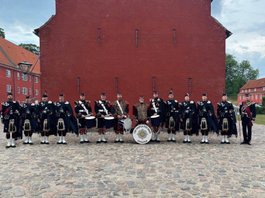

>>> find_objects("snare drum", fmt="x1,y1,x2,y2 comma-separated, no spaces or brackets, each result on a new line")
150,114,160,127
104,116,115,129
133,124,152,144
85,116,96,128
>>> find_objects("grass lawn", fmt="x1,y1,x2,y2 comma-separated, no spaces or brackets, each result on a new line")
256,114,265,125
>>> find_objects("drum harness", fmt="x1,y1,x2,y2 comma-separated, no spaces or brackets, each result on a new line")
98,100,109,115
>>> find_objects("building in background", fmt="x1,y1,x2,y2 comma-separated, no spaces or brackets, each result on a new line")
238,78,265,105
35,0,231,106
0,37,41,103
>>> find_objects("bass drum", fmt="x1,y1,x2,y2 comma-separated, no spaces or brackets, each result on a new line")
132,124,152,144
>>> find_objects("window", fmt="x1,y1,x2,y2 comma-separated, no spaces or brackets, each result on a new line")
6,84,11,92
254,88,257,92
6,69,11,78
35,89,39,96
22,73,28,81
17,87,20,94
263,87,265,91
34,76,39,83
22,87,28,95
17,72,20,80
172,28,177,46
255,95,258,99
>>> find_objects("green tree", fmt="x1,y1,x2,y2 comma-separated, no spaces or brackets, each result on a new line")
0,28,5,38
225,54,259,97
19,43,40,55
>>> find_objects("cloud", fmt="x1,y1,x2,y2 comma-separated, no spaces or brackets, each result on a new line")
1,21,39,45
212,0,265,77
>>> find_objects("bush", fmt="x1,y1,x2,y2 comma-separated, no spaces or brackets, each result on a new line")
256,106,264,114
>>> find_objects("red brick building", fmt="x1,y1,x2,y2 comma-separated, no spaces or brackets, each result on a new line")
0,37,41,103
237,78,265,105
35,0,230,106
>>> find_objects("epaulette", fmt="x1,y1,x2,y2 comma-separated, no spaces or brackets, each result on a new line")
31,103,35,106
65,101,69,104
207,101,211,104
48,101,52,104
227,101,232,104
175,100,178,103
190,101,194,104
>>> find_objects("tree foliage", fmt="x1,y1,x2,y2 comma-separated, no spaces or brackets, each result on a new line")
19,43,40,55
226,54,259,96
0,28,5,38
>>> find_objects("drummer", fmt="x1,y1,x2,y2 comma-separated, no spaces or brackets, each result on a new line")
133,95,149,125
112,93,129,143
148,91,166,142
95,92,113,143
74,93,92,143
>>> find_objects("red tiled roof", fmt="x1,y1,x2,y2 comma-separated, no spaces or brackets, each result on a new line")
0,37,40,74
240,78,265,89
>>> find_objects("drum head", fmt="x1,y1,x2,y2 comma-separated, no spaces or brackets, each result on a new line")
85,116,96,120
133,124,152,144
151,114,160,119
104,116,115,120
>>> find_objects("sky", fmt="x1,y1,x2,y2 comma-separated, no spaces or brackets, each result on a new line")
0,0,264,77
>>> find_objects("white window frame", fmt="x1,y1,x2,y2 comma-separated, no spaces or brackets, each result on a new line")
34,76,39,83
35,89,39,96
6,69,11,78
22,73,28,81
6,84,11,92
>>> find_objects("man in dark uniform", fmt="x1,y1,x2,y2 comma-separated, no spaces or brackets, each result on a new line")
1,92,21,148
180,93,197,143
239,94,256,145
21,96,38,145
133,96,149,125
165,91,181,142
148,91,165,142
39,93,55,144
55,93,76,144
74,93,92,143
217,93,237,144
95,93,113,143
197,93,218,144
112,93,129,143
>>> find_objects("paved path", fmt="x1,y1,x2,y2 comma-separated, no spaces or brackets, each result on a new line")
0,124,265,197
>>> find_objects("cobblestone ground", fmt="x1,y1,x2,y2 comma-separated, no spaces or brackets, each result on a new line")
0,123,265,198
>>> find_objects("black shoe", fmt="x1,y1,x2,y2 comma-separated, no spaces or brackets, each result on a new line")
84,140,90,143
29,142,33,145
187,140,192,144
11,145,16,148
247,142,251,145
171,140,176,143
120,140,124,143
114,140,120,143
183,140,187,143
6,145,11,149
103,140,107,143
62,142,67,145
41,141,45,144
156,140,160,143
80,141,85,144
57,142,62,144
240,142,247,145
225,141,230,144
167,139,171,142
23,142,28,144
150,139,155,142
96,140,101,143
205,141,209,144
45,142,50,145
200,141,205,144
221,141,225,144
